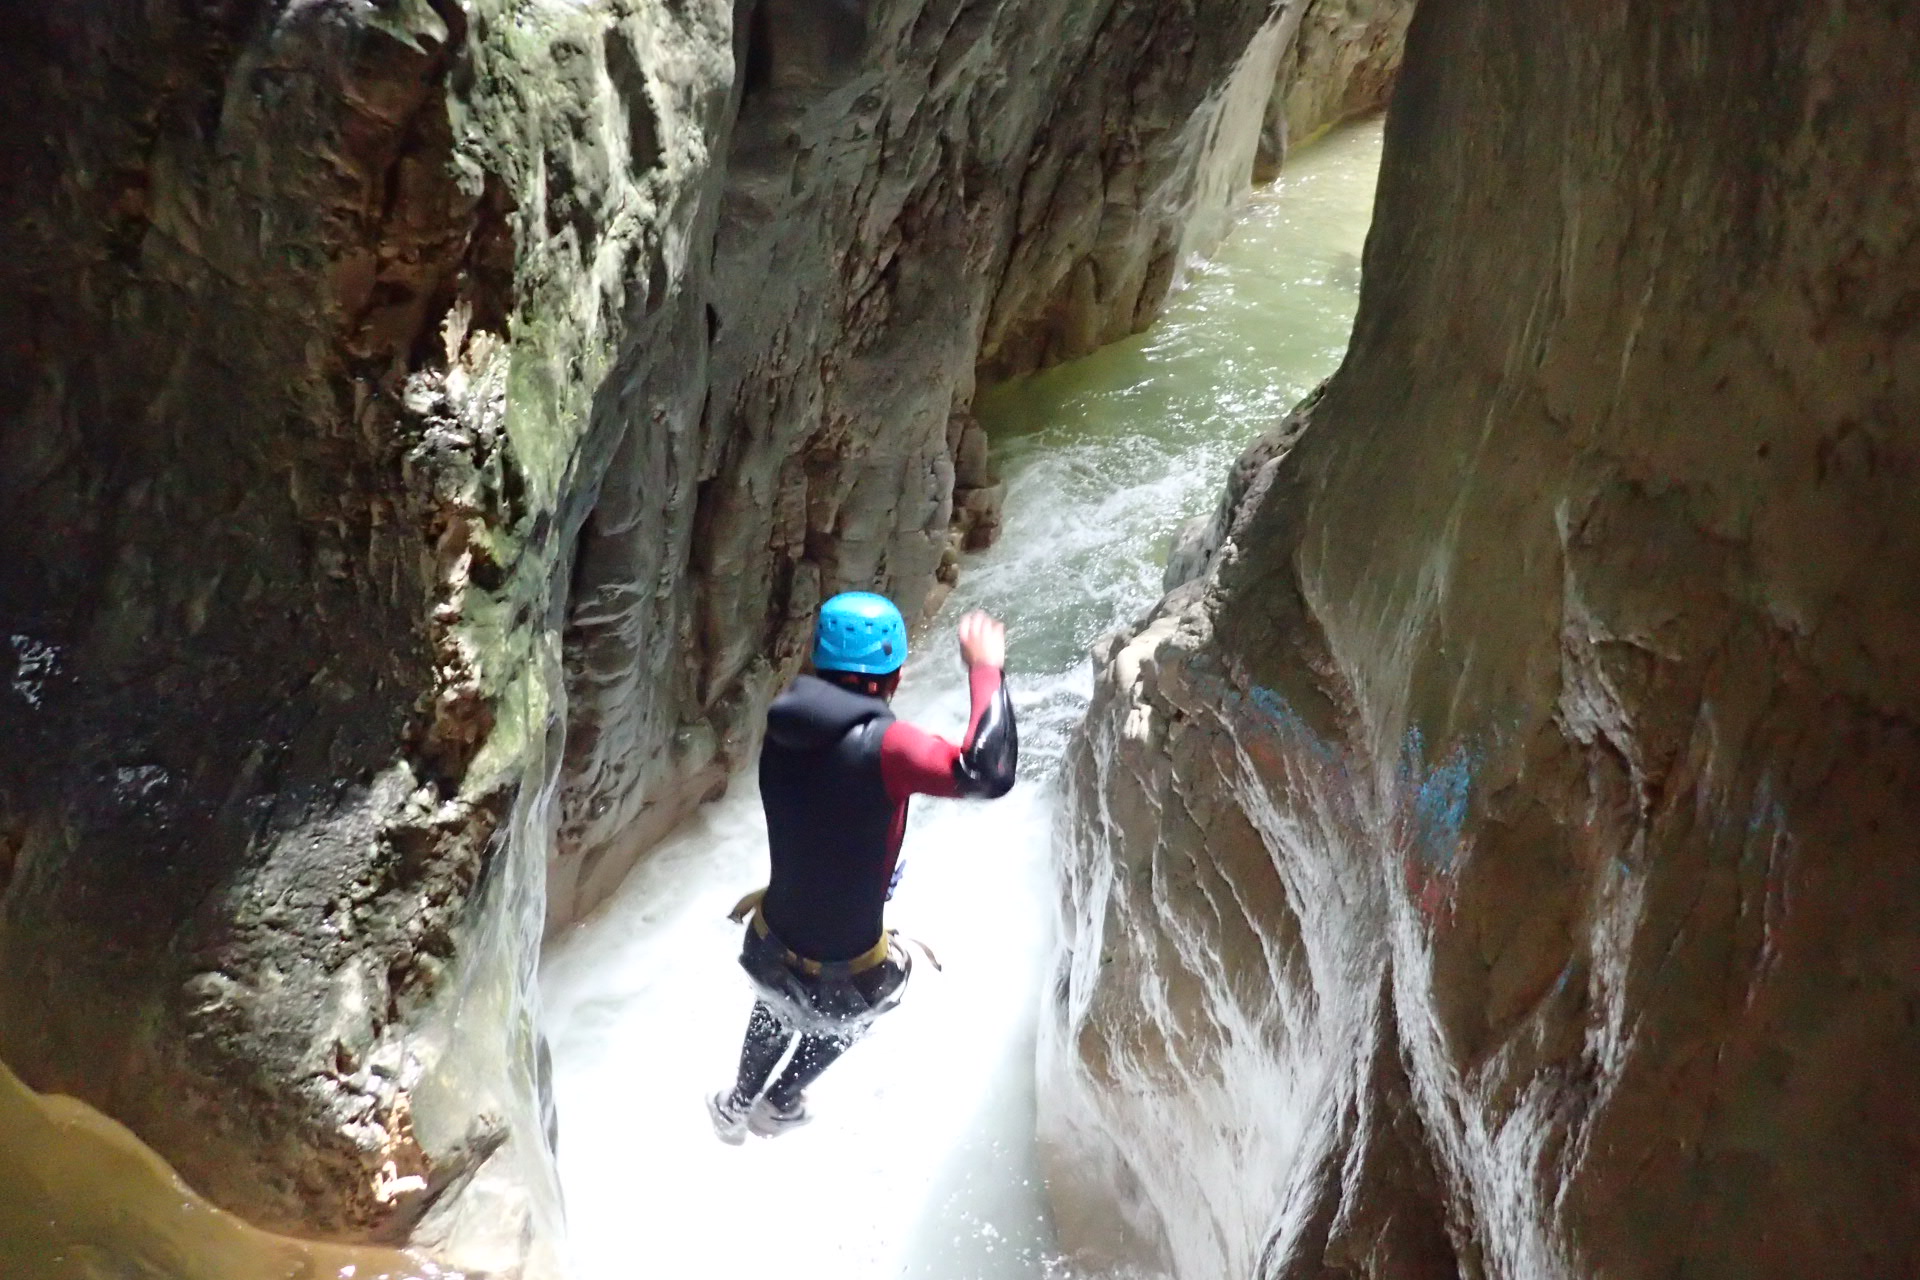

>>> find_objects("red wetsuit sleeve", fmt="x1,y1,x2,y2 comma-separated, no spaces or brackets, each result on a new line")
879,665,1003,802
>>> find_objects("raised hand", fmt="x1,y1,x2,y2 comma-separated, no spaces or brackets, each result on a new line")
956,610,1007,670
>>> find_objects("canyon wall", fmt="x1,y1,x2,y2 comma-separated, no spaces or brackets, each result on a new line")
557,0,1425,927
0,0,724,1269
1256,0,1414,181
550,0,1301,925
0,0,1399,1271
1046,1,1920,1278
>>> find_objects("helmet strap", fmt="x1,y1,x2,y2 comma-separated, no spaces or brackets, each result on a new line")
820,669,900,701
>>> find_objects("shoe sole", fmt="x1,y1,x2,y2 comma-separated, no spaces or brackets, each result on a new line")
747,1102,812,1139
707,1095,749,1146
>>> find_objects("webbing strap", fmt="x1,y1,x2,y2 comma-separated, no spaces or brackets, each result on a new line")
736,899,891,978
726,886,938,977
887,931,943,973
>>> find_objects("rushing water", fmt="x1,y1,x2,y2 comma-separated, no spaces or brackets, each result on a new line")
541,119,1383,1280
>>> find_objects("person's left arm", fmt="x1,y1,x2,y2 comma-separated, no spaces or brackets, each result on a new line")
878,664,1018,801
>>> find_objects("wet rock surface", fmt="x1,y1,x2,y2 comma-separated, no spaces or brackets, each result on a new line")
0,0,1381,1271
2,0,770,1266
552,0,1302,923
0,1,596,1270
1255,0,1414,181
1048,2,1920,1278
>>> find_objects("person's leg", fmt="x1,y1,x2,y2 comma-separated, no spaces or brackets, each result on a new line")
762,952,910,1108
730,1000,795,1105
766,954,913,1106
763,1028,858,1109
712,1000,797,1143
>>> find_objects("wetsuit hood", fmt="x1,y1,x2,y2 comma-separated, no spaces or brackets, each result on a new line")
764,674,888,751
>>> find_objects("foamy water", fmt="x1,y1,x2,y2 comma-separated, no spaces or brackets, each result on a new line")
540,120,1383,1280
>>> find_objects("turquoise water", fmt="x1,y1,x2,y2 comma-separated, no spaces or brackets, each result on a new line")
967,120,1382,682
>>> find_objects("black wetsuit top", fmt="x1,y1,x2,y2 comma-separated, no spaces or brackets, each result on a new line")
757,671,1017,961
758,676,898,962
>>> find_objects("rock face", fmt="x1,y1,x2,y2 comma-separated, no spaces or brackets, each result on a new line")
1047,3,1920,1278
1250,0,1413,183
0,0,1338,1270
1,1059,433,1278
556,0,1425,926
550,0,1300,924
0,0,732,1268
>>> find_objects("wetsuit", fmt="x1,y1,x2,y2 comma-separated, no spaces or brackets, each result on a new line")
728,665,1017,1111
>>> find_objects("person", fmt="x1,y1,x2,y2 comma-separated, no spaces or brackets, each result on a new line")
708,592,1018,1142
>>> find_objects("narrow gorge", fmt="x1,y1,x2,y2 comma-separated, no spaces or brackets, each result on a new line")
1047,4,1920,1279
2,1,1914,1278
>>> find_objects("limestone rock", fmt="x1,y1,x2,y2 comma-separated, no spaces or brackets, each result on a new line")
551,0,1300,924
0,0,1314,1268
1049,2,1920,1277
0,0,733,1269
1255,0,1416,181
0,0,1422,1265
0,1059,438,1278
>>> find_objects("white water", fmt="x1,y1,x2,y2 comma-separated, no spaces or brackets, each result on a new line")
540,120,1383,1280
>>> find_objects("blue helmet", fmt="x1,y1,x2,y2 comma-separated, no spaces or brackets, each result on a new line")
813,591,907,675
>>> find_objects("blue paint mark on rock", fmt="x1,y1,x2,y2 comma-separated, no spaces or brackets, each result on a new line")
1193,670,1481,876
1403,727,1477,871
1747,774,1787,843
1245,684,1338,760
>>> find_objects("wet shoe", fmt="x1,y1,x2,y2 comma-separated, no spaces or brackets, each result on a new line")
707,1090,752,1145
747,1093,811,1138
